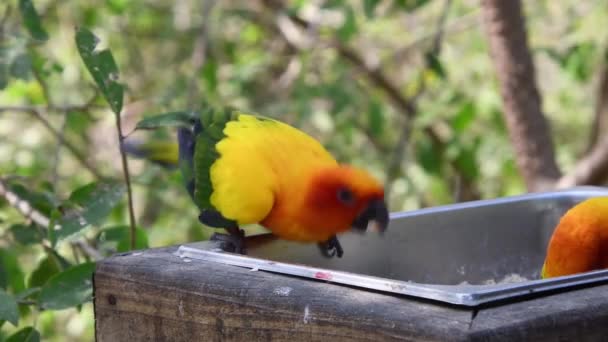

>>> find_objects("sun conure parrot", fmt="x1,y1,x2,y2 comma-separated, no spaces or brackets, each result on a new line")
124,108,389,258
541,197,608,278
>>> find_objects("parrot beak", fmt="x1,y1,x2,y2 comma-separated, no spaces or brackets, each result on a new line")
351,198,389,234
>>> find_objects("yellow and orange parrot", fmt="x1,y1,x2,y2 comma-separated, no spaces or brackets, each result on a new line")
125,108,389,258
541,197,608,278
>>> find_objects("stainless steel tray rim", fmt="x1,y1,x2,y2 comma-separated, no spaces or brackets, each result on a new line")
175,187,608,307
389,186,608,220
175,245,608,306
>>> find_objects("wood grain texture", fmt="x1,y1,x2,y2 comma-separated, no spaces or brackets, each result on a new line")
94,247,608,341
469,285,608,341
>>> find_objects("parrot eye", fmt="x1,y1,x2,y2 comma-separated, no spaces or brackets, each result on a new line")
336,187,355,206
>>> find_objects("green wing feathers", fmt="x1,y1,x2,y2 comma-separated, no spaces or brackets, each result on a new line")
191,107,239,211
128,107,271,227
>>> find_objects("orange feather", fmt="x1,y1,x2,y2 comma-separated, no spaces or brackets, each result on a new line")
542,197,608,278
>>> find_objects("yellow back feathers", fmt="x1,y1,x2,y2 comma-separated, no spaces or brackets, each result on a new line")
210,114,337,226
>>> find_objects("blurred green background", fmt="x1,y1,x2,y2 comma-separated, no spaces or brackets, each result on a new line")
1,0,607,340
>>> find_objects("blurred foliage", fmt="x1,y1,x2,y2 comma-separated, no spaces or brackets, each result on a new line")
0,0,607,340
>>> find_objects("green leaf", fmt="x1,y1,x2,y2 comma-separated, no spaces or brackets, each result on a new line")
416,136,442,175
0,249,25,293
451,101,475,133
19,0,49,41
0,261,7,290
39,262,95,310
106,0,129,14
425,52,446,79
564,42,595,82
75,27,123,114
56,182,125,241
337,5,357,42
9,53,32,80
117,228,148,252
363,0,381,18
367,100,384,136
135,111,198,130
202,60,218,92
28,257,61,289
10,224,43,245
394,0,430,11
6,327,40,342
454,147,479,181
46,247,73,270
98,225,149,252
0,62,7,90
15,287,41,301
6,182,56,217
0,289,19,326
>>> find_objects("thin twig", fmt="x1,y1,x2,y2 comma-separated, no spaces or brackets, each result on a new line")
412,0,453,102
385,0,453,198
351,119,390,154
70,242,82,264
51,114,68,187
0,5,11,38
30,49,53,105
0,106,105,180
74,239,103,260
187,0,216,107
385,119,411,198
17,300,37,306
382,7,478,70
114,113,137,249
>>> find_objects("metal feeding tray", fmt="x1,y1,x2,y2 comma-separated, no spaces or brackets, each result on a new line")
176,186,608,307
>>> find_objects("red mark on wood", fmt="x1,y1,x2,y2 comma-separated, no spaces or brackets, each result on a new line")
314,272,333,281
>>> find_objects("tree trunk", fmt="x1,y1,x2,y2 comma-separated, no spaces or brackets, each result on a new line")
481,0,561,191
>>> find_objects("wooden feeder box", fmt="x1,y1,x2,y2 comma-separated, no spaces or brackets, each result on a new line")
94,187,608,341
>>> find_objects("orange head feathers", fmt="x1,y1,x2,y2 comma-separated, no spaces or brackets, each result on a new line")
304,165,387,235
542,197,608,278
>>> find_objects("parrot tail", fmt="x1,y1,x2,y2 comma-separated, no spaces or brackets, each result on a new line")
121,139,179,168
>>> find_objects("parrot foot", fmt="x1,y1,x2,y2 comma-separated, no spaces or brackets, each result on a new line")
210,227,247,255
318,235,344,258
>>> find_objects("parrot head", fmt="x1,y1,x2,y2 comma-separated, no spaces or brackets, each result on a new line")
541,197,608,279
306,165,389,235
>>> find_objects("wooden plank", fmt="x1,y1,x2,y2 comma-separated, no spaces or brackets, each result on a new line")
94,247,472,341
94,246,608,341
469,284,608,341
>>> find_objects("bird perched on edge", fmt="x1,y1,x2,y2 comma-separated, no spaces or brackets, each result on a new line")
541,197,608,278
124,107,389,258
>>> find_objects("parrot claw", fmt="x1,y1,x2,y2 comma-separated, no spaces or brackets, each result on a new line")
210,228,247,255
318,236,344,258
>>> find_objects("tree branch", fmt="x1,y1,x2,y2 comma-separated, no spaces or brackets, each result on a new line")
260,0,481,203
0,178,103,260
557,137,608,188
481,0,561,191
585,48,608,154
382,8,479,70
385,0,454,199
558,48,608,188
